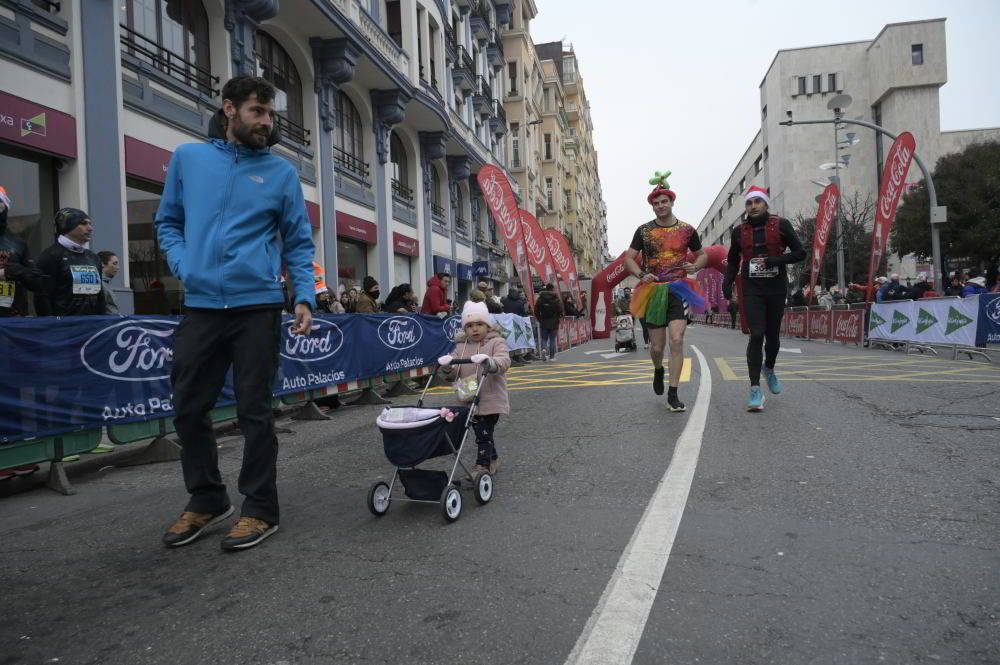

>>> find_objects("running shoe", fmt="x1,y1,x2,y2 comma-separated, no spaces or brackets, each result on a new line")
221,517,278,551
763,367,783,394
162,505,235,547
746,386,765,412
667,393,686,412
652,367,665,395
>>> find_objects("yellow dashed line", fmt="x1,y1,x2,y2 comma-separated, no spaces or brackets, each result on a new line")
715,354,1000,383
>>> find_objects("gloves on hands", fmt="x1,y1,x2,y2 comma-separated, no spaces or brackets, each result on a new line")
437,355,453,366
470,354,489,364
436,311,449,319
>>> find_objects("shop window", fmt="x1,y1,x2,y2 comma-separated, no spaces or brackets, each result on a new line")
126,179,183,314
119,0,212,95
337,238,368,293
394,253,412,287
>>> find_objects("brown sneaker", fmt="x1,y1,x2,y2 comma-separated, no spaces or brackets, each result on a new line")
220,516,278,551
162,506,234,547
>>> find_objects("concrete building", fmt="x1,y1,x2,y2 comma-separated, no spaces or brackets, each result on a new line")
534,41,608,279
698,18,1000,281
0,0,525,314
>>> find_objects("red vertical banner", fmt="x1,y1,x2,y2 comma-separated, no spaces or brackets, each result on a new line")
518,209,558,286
865,132,916,302
477,166,536,304
809,183,840,299
589,250,630,338
545,229,582,308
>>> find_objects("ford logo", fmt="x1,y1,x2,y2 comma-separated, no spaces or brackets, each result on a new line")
280,318,344,362
80,319,178,382
442,315,463,342
987,297,1000,325
378,316,423,350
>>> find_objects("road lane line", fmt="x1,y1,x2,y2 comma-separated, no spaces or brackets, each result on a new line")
564,345,712,665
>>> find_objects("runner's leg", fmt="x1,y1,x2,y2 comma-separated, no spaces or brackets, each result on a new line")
667,318,686,388
763,294,785,370
648,325,666,368
744,293,767,386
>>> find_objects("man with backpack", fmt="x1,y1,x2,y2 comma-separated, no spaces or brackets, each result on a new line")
534,283,564,360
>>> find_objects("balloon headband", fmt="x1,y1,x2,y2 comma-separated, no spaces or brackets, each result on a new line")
647,170,676,203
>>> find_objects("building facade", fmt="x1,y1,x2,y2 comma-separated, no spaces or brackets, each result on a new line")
0,0,531,315
698,19,1000,280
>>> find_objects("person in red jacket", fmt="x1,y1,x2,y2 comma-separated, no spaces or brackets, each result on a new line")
421,272,452,317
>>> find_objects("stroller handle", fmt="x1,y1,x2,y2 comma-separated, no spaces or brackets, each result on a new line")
445,358,474,365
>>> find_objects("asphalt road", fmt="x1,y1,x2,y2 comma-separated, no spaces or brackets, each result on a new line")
1,324,998,665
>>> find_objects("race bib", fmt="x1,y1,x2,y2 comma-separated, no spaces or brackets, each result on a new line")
0,280,14,308
749,258,778,278
70,265,102,295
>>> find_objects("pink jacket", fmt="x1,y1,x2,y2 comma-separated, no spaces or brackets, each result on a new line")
441,331,511,415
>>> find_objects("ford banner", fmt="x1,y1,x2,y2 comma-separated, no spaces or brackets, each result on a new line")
0,314,453,444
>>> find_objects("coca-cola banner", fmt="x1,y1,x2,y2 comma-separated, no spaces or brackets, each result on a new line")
810,183,840,299
807,309,832,341
476,166,534,302
832,309,864,345
785,310,807,337
866,132,916,301
588,250,631,338
545,229,582,308
0,314,453,444
518,209,557,289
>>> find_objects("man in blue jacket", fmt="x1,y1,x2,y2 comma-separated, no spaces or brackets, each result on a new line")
157,76,315,552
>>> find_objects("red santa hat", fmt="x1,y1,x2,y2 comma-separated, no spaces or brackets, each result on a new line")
744,186,771,208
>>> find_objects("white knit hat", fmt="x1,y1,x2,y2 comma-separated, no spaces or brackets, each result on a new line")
462,300,493,327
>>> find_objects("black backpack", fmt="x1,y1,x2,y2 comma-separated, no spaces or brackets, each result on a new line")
536,296,558,319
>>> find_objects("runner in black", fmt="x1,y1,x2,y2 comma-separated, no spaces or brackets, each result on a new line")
722,186,805,411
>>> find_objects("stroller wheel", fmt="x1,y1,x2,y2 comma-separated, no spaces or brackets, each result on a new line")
440,486,463,522
367,482,391,517
474,472,493,505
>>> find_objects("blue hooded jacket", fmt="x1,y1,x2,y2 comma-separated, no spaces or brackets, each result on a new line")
155,123,315,311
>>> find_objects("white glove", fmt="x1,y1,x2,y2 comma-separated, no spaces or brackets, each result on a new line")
437,355,454,366
437,311,449,319
470,353,489,364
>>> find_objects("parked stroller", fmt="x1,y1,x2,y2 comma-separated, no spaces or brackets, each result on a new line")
367,359,493,523
614,314,637,352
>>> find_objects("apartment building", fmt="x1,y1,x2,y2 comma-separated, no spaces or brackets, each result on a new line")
0,0,520,314
698,19,1000,280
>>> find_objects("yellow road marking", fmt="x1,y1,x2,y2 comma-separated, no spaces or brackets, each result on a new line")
715,353,1000,382
714,357,739,381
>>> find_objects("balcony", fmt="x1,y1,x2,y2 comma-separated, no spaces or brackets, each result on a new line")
489,99,507,136
333,145,370,182
452,46,476,95
273,112,311,148
120,24,219,97
431,201,446,220
392,179,415,204
469,1,492,41
444,25,457,63
472,76,493,116
455,216,470,237
486,31,505,69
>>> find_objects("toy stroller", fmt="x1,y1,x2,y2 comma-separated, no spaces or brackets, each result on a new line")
367,359,493,523
614,314,637,352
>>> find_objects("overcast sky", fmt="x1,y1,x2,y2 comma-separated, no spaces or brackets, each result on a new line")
529,0,1000,256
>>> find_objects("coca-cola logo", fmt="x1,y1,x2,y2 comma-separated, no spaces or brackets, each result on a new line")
521,219,547,264
605,261,626,285
834,312,862,340
281,318,344,363
878,140,913,221
480,172,519,241
378,316,423,350
442,315,463,342
547,235,570,272
810,313,830,334
816,190,837,246
787,314,806,334
81,319,178,382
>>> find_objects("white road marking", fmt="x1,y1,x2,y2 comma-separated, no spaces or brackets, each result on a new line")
784,348,803,354
564,345,712,665
584,349,615,355
600,352,631,359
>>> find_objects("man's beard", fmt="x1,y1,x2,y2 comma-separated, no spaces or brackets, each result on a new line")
232,116,269,148
748,208,769,221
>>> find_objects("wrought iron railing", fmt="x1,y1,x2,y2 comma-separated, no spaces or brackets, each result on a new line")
445,25,457,57
273,113,311,147
493,99,506,126
431,202,446,219
491,29,505,61
455,216,470,235
33,0,61,12
458,46,475,81
476,76,492,100
333,145,370,180
119,24,218,97
392,179,414,202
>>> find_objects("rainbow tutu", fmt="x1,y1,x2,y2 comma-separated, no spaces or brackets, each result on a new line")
629,278,705,326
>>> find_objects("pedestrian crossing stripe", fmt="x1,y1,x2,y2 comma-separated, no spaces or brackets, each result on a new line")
714,355,1000,382
425,359,692,393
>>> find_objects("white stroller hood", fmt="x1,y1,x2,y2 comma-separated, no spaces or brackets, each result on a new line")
377,406,447,430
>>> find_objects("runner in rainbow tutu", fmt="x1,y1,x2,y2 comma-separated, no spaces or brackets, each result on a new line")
624,171,707,412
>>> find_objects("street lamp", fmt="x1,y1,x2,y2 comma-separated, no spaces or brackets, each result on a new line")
782,101,947,293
